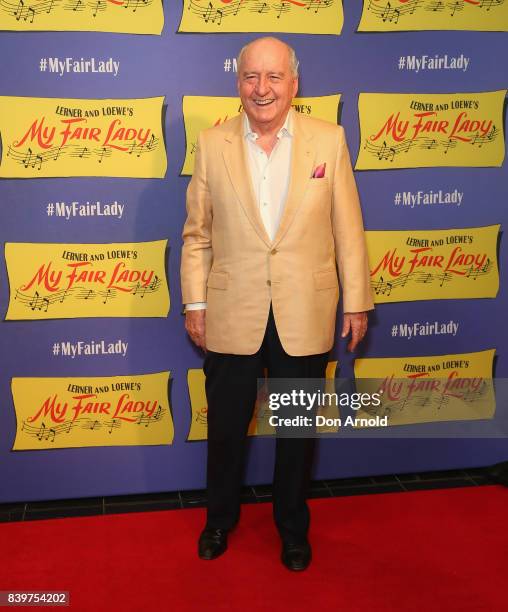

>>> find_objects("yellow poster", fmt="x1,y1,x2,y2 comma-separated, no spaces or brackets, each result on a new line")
178,0,343,34
181,94,341,175
358,0,508,32
187,361,339,440
354,350,495,426
11,372,173,450
355,91,506,170
367,225,500,303
0,96,166,178
5,240,169,320
0,0,163,34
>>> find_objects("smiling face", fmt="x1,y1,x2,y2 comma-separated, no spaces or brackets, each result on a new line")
237,38,298,135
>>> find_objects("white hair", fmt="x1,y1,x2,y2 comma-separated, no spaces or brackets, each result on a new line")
237,37,299,78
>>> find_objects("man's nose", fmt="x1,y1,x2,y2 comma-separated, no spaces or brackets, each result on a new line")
255,76,270,96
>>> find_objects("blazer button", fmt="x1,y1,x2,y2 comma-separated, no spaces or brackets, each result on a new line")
267,280,271,286
271,249,277,255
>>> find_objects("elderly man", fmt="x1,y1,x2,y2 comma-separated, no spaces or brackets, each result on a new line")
181,36,373,571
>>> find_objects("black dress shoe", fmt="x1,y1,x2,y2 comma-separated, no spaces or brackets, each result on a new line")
281,540,312,571
198,527,228,560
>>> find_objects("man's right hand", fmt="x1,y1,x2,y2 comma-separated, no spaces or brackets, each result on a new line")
185,309,206,350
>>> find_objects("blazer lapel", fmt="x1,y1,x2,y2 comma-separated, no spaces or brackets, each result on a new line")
221,109,317,248
222,115,272,247
272,109,316,247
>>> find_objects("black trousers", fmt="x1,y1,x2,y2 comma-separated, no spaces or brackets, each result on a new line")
203,306,329,544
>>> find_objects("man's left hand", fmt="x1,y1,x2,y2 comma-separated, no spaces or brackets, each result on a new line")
341,312,368,352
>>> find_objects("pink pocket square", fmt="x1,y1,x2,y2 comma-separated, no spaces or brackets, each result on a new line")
311,162,326,178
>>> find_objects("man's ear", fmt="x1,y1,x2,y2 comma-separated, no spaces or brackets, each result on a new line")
292,77,299,98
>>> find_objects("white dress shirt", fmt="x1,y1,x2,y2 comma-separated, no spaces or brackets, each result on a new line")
185,110,293,311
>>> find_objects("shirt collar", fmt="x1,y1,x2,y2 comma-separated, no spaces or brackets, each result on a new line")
243,108,293,141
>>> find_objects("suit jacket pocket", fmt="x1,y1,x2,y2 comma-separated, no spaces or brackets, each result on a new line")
207,271,229,290
308,176,329,187
313,268,338,290
307,177,330,193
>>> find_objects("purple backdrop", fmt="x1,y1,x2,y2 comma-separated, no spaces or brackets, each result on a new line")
0,1,506,503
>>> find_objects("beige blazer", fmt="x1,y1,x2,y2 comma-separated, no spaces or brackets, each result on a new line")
181,108,374,356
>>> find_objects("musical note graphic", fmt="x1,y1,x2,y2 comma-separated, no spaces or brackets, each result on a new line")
21,407,167,441
381,2,401,23
372,275,392,296
437,271,452,287
126,135,160,157
413,394,433,408
0,0,156,25
187,0,334,23
442,138,457,154
182,0,337,31
363,138,416,162
78,288,96,300
11,277,163,314
22,420,62,441
82,419,100,430
2,137,160,172
36,421,46,440
364,128,498,164
96,146,110,163
72,146,90,159
461,381,490,403
371,264,493,297
421,138,438,150
449,0,462,16
471,125,499,147
11,0,38,21
194,408,208,425
415,272,433,284
359,377,493,422
466,258,492,279
131,275,161,298
16,290,51,312
367,0,420,21
101,288,113,304
14,287,67,310
428,0,444,11
363,0,506,27
135,406,163,427
91,0,105,16
106,418,121,433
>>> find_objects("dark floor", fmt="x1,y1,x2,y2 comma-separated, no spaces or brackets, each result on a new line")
1,466,505,523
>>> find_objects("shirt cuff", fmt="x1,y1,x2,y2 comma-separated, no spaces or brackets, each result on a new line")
184,302,207,311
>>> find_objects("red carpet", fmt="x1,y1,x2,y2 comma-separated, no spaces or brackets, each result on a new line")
1,486,507,611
